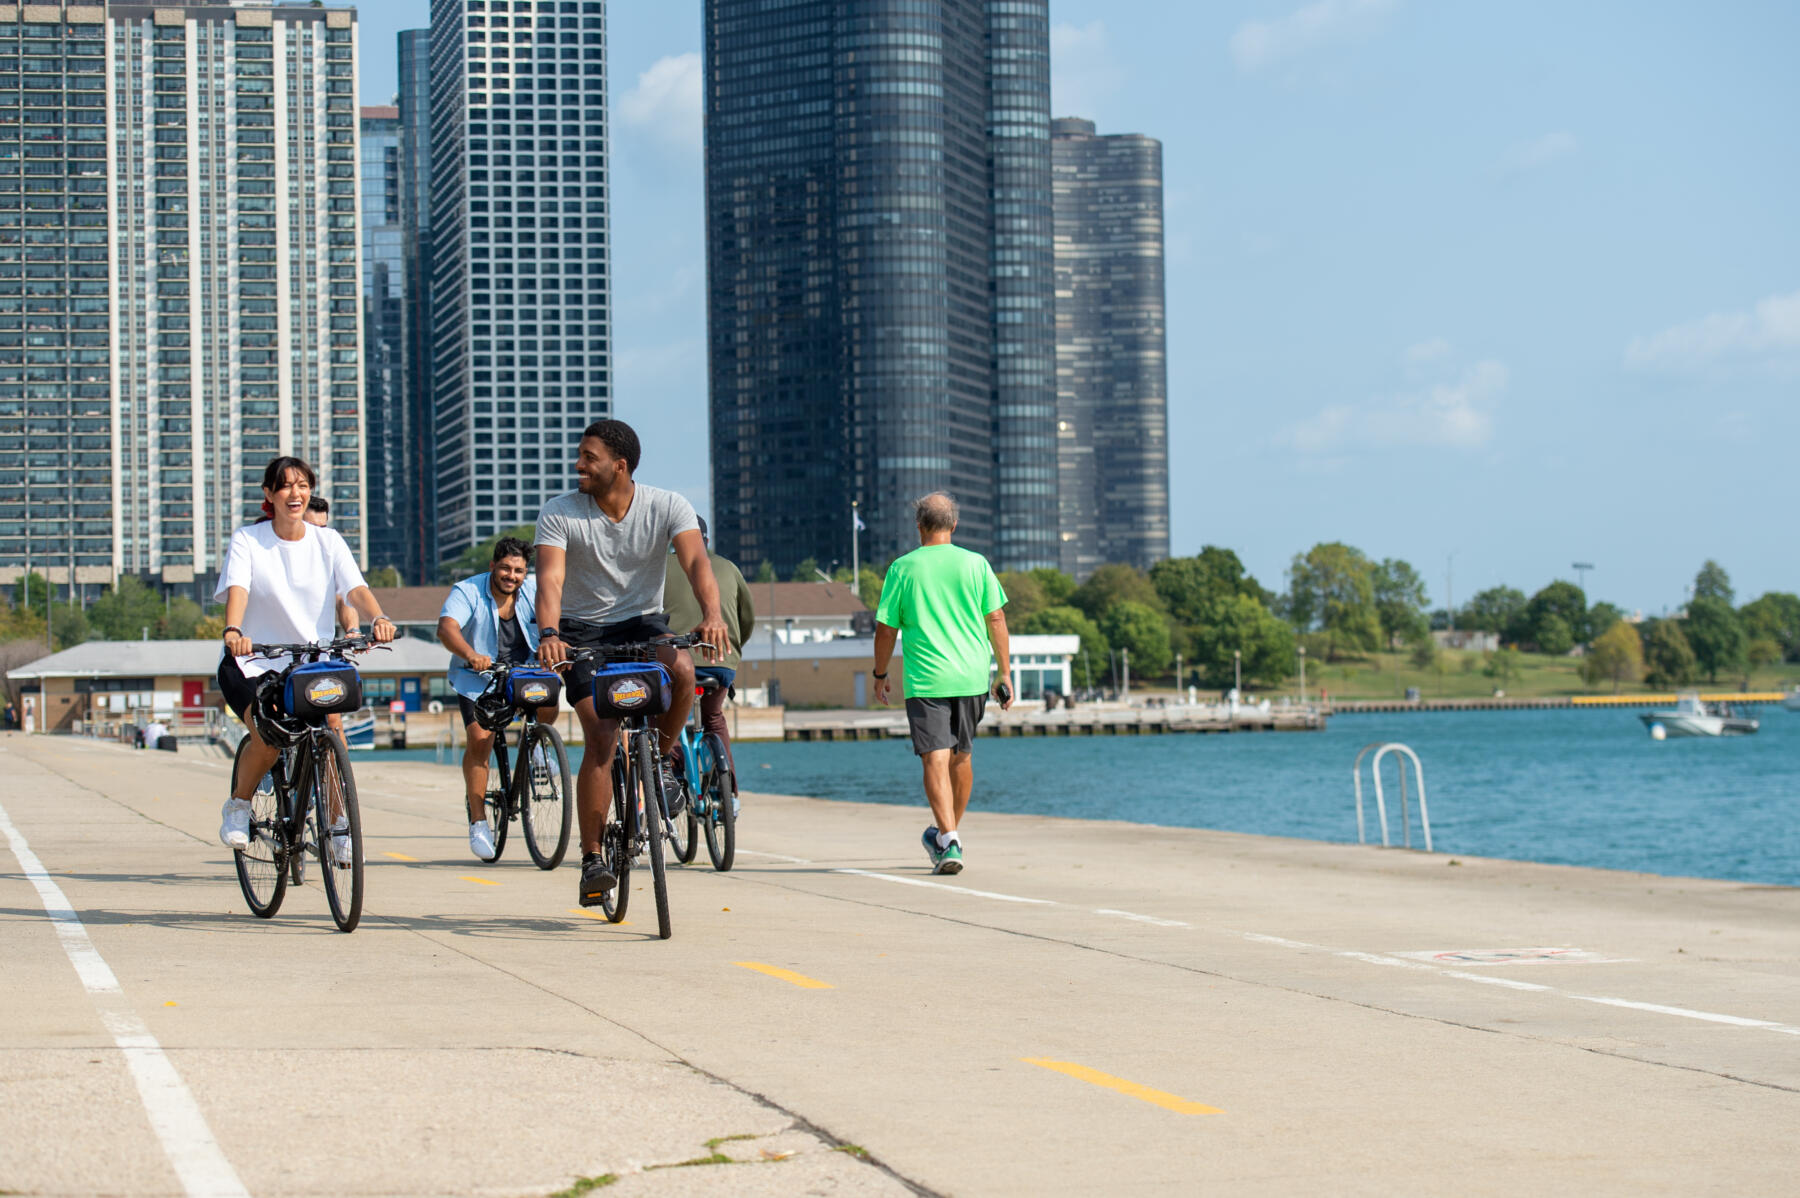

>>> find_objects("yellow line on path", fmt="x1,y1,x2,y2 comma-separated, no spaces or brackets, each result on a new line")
567,908,628,926
734,962,834,990
383,852,419,862
459,875,500,886
1021,1059,1221,1115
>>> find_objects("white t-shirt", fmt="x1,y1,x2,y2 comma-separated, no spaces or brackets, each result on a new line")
215,522,368,677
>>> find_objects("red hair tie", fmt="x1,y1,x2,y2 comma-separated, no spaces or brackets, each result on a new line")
260,500,274,516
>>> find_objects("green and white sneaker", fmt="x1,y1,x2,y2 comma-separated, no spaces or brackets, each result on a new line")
934,840,963,875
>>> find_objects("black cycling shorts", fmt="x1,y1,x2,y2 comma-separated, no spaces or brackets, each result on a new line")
217,654,259,721
562,614,674,705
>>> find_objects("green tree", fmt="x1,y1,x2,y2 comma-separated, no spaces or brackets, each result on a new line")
1371,558,1430,648
1407,630,1439,671
1459,585,1526,635
366,565,403,589
1582,620,1644,694
1692,559,1734,605
1739,592,1800,661
87,577,166,641
1149,547,1270,625
1019,605,1109,688
1028,567,1076,606
1512,581,1587,647
158,597,205,640
48,600,89,650
13,571,51,611
441,524,537,581
1643,619,1698,688
1585,601,1624,644
1482,647,1521,689
1071,563,1163,622
789,556,821,583
1284,542,1379,660
1185,592,1296,688
1099,600,1172,676
1682,596,1746,683
1535,613,1574,656
996,571,1048,622
1747,637,1782,669
752,560,775,583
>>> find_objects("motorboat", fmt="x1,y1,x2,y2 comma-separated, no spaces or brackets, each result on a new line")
1641,692,1759,739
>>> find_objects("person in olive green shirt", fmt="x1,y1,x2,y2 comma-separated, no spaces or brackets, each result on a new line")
873,491,1013,875
663,516,756,770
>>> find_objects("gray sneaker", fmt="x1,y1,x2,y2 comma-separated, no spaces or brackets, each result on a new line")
220,798,251,850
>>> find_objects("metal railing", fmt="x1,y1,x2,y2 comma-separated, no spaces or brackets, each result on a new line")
1352,741,1433,852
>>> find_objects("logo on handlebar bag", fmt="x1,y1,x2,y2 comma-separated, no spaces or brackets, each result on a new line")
305,677,349,708
607,678,650,709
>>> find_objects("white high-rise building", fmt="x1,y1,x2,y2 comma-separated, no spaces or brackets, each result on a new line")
428,0,611,559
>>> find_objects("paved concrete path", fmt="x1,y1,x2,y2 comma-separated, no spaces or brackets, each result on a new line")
1,731,1796,1196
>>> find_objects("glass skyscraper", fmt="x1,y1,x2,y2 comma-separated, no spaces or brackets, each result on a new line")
1051,118,1169,578
397,27,435,583
362,104,406,579
427,0,612,562
704,0,1058,575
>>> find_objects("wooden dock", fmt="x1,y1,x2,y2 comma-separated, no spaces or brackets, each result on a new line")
781,704,1325,742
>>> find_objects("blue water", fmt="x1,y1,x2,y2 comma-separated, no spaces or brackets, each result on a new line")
372,709,1800,885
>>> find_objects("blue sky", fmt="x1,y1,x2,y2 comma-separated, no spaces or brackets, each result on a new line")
359,1,1799,615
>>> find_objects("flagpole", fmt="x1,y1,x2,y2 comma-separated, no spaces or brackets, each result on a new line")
851,500,861,601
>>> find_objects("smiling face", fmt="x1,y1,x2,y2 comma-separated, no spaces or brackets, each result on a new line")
574,435,626,497
264,467,313,522
489,553,528,596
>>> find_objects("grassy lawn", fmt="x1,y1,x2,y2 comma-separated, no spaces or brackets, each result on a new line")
1156,652,1800,702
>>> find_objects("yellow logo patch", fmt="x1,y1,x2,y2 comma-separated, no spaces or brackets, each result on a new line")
305,677,347,707
608,678,650,708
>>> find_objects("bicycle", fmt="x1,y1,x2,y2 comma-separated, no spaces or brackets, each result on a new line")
229,635,384,932
467,661,573,869
673,674,738,872
567,637,713,941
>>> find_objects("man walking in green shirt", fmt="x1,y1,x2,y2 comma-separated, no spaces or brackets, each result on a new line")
872,492,1013,874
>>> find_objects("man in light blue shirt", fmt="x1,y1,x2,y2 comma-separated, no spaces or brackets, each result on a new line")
437,536,553,859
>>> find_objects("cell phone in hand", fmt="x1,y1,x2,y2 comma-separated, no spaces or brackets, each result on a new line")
995,681,1013,704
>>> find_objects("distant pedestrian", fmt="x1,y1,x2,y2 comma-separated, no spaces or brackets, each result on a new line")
3,699,16,730
871,492,1013,875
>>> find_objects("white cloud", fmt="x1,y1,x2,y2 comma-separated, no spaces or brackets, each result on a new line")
1230,0,1399,74
1625,289,1800,371
1403,337,1452,364
618,52,702,155
1050,21,1123,120
1284,359,1506,452
1496,130,1578,176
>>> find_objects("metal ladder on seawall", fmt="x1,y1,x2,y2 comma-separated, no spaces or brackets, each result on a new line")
1352,742,1432,852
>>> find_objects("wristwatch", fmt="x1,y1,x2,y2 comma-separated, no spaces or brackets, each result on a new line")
540,628,561,640
872,670,888,679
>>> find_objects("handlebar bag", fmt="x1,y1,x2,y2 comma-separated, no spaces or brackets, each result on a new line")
285,659,362,721
506,667,562,709
587,661,672,718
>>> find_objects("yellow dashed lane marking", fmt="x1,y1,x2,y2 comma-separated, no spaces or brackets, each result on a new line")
1021,1059,1221,1115
568,908,628,926
383,852,419,862
734,962,833,990
459,875,500,886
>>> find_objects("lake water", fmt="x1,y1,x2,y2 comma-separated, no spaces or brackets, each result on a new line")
377,707,1800,886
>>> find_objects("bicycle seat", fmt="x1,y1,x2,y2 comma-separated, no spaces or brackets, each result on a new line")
696,676,727,694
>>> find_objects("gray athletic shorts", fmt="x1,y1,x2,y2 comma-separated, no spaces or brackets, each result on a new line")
904,694,987,756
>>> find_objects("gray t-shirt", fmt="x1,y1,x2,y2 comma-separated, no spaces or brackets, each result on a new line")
535,485,700,624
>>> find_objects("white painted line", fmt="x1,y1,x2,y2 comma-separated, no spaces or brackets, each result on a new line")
1094,908,1190,928
834,868,1056,905
1231,930,1800,1037
736,849,814,865
0,799,249,1198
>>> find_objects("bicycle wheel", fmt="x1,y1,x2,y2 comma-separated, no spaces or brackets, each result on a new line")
637,731,672,940
700,733,737,873
230,735,287,918
312,732,364,932
520,723,572,870
666,750,695,866
482,740,509,863
599,747,632,923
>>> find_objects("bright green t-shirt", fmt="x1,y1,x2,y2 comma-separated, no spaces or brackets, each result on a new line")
876,543,1007,698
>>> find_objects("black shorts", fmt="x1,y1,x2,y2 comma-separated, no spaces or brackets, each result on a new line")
217,655,260,721
562,614,675,705
905,694,987,756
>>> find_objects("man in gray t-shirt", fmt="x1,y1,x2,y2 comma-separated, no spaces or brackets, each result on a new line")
536,419,728,909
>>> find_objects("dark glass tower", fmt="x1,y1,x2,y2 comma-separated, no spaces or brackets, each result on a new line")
398,28,435,584
362,105,406,578
1051,118,1169,578
704,0,1057,575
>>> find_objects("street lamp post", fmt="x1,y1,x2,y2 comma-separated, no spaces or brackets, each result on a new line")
1298,645,1307,705
1233,649,1241,697
1572,561,1595,594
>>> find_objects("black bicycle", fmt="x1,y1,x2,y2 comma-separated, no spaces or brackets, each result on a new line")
230,636,384,933
468,661,573,869
569,637,713,941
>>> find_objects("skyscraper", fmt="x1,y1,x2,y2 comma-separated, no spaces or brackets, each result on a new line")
427,0,612,562
362,104,407,579
0,2,365,599
1051,118,1169,578
397,27,435,584
703,0,1058,575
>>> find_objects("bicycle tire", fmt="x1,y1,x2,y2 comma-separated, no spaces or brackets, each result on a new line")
520,723,572,870
313,732,365,932
482,739,509,863
701,733,737,873
637,732,672,940
230,735,287,918
599,747,631,923
666,753,695,865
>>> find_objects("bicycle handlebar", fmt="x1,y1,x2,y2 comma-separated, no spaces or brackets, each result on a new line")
562,637,716,662
249,634,390,660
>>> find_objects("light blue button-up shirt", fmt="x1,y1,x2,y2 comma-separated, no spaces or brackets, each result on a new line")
442,572,541,700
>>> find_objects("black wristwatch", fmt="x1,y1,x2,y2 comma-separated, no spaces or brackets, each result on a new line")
540,628,561,641
872,670,888,679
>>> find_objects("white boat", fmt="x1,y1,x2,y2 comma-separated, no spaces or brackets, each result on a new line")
1641,692,1759,739
1785,686,1800,713
342,709,377,750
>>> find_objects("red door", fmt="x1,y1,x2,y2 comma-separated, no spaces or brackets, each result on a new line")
182,679,205,724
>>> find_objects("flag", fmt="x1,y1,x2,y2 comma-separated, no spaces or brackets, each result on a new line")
853,509,866,532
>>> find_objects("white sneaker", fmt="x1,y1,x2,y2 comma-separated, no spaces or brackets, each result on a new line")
330,819,354,867
468,820,497,861
219,798,251,850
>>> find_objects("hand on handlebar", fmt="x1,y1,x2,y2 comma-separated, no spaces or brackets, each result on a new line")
539,637,568,670
225,631,253,658
467,653,494,673
693,613,729,663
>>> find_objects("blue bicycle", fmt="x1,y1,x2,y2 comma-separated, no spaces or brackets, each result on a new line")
672,674,737,872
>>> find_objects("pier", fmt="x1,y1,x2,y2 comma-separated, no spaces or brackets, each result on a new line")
783,701,1325,741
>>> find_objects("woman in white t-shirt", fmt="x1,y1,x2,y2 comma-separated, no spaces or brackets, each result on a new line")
216,456,396,853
